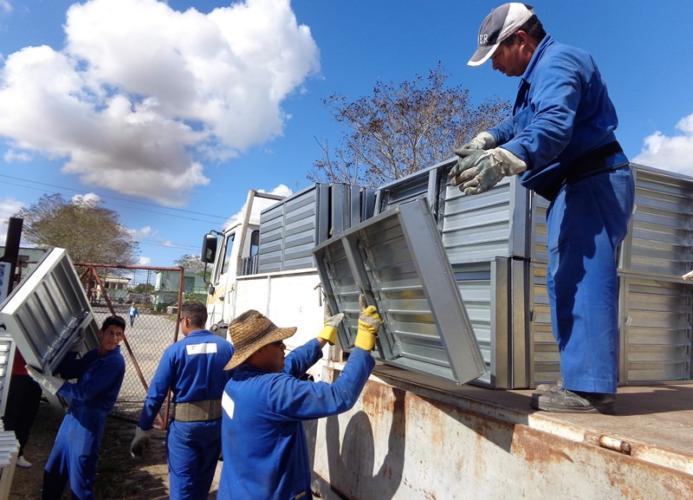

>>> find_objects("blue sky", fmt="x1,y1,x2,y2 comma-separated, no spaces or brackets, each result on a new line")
1,0,692,266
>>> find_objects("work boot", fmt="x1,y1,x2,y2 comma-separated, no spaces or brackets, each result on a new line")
16,455,32,468
531,389,615,414
532,378,563,394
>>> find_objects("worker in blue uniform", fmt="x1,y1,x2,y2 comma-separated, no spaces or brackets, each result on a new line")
451,3,634,413
218,306,382,500
130,301,234,500
26,315,127,499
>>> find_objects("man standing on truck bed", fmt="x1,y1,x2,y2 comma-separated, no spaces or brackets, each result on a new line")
218,306,382,500
450,3,634,413
130,301,234,499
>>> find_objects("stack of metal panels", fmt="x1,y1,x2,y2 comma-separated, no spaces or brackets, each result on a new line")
314,199,485,385
371,159,693,388
257,184,375,273
0,248,99,375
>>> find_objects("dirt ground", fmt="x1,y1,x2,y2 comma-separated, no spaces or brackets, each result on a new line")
10,401,222,499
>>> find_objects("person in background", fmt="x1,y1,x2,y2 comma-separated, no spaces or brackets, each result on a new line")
130,301,233,500
452,3,634,413
2,350,42,468
218,306,381,500
27,315,126,499
128,304,140,328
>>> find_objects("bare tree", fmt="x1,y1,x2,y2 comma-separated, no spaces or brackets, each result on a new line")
309,64,510,187
175,254,206,274
17,194,138,265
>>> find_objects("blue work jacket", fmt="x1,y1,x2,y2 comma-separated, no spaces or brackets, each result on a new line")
218,339,375,500
138,329,234,430
57,347,125,416
489,34,628,199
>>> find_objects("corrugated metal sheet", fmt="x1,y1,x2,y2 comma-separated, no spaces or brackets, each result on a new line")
257,185,329,273
528,263,560,387
315,199,485,384
0,336,16,417
0,248,99,374
622,166,693,276
620,274,693,382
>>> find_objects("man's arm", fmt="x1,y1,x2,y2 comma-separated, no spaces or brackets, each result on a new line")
488,115,515,147
282,338,323,378
57,355,125,402
269,348,375,420
499,50,585,170
137,350,175,430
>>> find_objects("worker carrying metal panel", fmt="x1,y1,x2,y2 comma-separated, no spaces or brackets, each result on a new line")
130,302,234,499
218,306,381,500
29,315,126,499
453,3,634,412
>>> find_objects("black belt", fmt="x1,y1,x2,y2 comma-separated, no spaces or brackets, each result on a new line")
542,141,626,201
565,141,625,184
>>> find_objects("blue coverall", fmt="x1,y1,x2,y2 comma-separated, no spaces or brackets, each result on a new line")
42,347,126,500
138,330,234,500
489,34,634,394
218,338,375,500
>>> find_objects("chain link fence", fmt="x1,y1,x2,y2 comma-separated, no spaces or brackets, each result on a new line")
78,263,186,425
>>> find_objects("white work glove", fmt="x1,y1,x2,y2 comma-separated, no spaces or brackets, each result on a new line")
130,427,153,458
317,313,345,345
683,270,693,281
25,366,64,395
454,131,496,157
449,147,527,195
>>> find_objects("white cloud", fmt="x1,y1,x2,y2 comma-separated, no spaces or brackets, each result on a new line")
0,0,319,205
0,1,12,14
0,197,24,245
2,149,29,163
161,240,174,247
125,225,153,240
224,183,291,229
137,256,152,265
633,113,693,177
71,192,102,206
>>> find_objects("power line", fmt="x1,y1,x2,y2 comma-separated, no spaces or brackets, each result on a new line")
0,177,227,225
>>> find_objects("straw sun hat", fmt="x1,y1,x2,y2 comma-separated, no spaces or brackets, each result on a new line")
224,309,297,370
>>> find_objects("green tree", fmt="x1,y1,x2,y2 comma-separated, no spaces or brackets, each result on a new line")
17,194,138,265
175,254,206,274
309,64,510,187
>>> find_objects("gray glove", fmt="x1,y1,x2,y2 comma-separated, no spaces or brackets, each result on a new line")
25,366,64,395
130,427,153,458
324,313,345,328
683,270,693,281
454,131,496,157
449,147,527,195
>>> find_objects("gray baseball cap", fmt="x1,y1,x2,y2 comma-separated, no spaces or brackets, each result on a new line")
468,3,535,67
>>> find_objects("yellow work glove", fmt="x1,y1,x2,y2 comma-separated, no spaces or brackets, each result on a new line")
354,305,383,351
317,313,345,345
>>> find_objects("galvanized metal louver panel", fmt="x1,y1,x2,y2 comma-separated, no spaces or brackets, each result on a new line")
0,336,16,417
442,177,529,263
315,199,485,384
257,185,328,273
0,248,99,374
621,275,692,382
625,166,693,276
528,263,560,386
530,194,550,263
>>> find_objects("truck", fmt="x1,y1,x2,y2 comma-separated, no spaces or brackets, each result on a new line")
202,160,693,499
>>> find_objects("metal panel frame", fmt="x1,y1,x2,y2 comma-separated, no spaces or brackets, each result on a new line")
0,335,16,417
315,198,485,384
0,248,99,374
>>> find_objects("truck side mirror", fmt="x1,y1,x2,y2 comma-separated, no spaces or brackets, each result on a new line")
201,233,218,264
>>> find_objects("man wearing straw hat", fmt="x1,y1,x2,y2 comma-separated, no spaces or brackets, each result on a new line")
217,305,382,500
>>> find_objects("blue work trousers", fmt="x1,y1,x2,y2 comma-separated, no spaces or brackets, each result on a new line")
546,166,634,394
42,411,106,500
167,419,221,500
